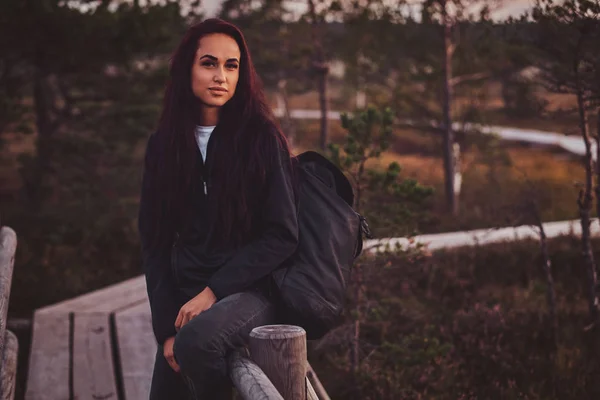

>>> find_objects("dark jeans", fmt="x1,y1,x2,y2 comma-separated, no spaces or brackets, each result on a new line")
149,289,276,400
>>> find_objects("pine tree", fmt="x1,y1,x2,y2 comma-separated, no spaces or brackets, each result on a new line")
525,0,600,326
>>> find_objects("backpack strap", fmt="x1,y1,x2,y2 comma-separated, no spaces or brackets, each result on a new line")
297,151,354,207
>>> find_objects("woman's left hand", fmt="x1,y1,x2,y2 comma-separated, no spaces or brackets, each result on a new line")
175,287,217,331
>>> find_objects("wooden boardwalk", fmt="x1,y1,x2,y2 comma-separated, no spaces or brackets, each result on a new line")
26,276,155,400
365,218,600,253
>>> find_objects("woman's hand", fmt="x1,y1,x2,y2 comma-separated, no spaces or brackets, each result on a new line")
163,336,180,372
175,287,217,331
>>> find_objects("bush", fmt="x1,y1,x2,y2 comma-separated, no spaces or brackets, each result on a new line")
310,236,600,399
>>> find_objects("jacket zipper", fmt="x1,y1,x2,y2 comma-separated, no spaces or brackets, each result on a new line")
171,231,180,286
202,126,216,197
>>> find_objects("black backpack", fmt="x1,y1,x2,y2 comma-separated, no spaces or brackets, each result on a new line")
272,151,372,340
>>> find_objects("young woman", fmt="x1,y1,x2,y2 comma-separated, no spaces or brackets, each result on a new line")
138,18,298,399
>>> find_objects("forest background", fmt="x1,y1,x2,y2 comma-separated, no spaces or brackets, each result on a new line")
2,0,600,398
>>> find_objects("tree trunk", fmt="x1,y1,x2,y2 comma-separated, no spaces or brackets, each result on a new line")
576,89,599,325
277,78,295,148
278,26,295,148
356,89,366,109
350,160,366,375
453,142,462,210
317,69,328,151
534,208,558,344
350,266,361,375
307,0,328,151
441,2,457,215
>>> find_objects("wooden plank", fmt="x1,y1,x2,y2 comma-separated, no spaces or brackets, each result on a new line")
228,349,283,400
114,301,156,400
0,227,17,356
27,276,148,399
1,330,18,400
72,313,118,400
25,310,70,400
249,325,307,400
69,279,148,400
37,275,146,314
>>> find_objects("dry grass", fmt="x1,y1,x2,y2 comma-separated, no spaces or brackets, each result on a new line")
290,118,583,185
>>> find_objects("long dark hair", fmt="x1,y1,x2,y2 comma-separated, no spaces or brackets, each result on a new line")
147,18,293,249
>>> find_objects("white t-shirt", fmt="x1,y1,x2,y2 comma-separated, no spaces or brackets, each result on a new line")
194,125,215,162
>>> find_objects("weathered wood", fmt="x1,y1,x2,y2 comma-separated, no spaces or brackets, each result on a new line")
25,310,70,399
249,325,307,400
1,330,18,400
228,349,284,400
306,377,318,400
71,279,147,399
36,275,146,313
26,276,148,399
0,227,18,400
72,313,118,400
307,362,331,400
0,227,17,356
114,301,156,400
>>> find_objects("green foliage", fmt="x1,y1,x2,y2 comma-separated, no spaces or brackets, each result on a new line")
329,106,394,174
329,106,433,237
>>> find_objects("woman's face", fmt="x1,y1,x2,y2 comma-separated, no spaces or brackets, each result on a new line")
191,33,241,109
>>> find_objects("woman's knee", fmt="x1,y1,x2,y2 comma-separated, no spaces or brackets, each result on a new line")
173,318,221,370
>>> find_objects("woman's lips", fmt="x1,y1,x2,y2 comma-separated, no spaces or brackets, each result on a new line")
209,87,228,93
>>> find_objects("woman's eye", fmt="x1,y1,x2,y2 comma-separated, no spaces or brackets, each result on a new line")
201,61,216,67
226,64,238,70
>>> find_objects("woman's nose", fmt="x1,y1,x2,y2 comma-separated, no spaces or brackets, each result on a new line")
213,69,225,83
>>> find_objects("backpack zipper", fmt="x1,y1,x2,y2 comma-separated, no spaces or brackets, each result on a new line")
358,213,373,239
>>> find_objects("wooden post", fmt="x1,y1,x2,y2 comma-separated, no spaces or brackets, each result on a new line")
0,227,17,357
1,330,18,400
0,227,18,400
249,325,307,400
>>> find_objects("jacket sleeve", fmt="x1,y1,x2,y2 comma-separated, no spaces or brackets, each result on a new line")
138,133,181,345
206,140,299,300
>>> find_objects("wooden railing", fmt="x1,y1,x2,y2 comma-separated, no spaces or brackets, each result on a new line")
24,263,332,399
228,325,331,400
0,227,18,400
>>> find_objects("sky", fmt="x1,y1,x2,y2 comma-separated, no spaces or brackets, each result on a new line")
80,0,538,21
201,0,538,21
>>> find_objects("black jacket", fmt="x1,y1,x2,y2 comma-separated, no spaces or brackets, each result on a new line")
138,129,299,345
